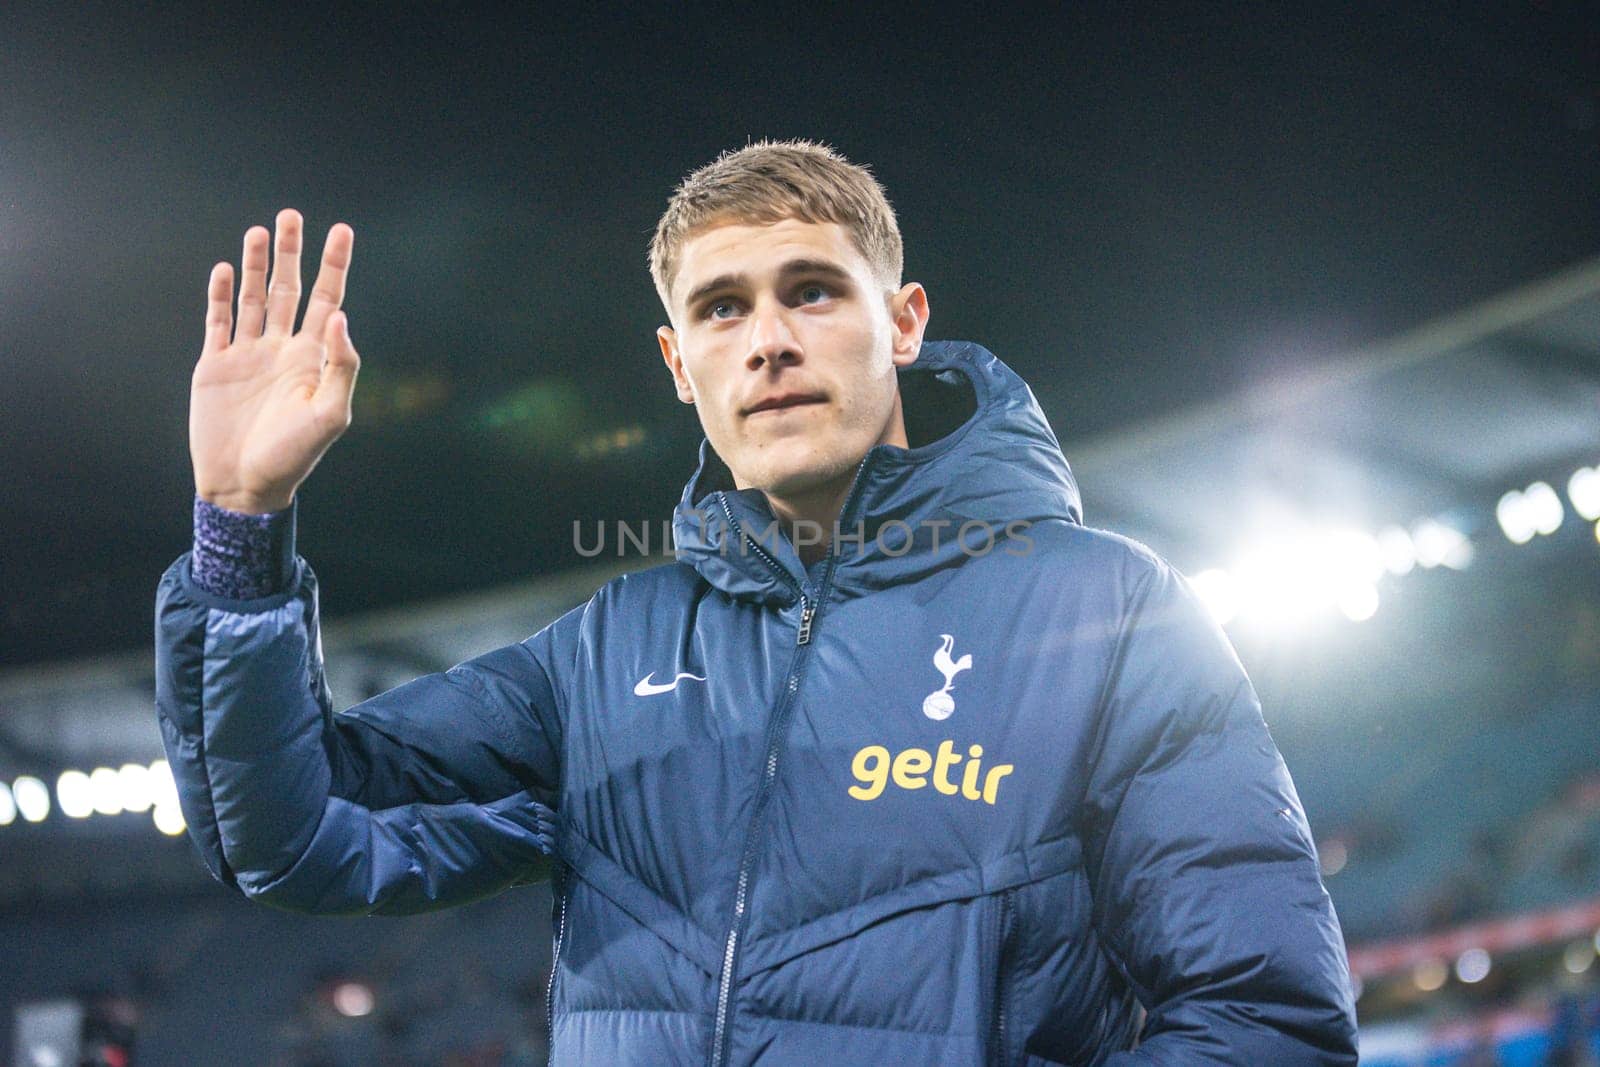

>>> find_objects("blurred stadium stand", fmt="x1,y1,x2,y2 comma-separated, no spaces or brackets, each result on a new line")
2,257,1598,1064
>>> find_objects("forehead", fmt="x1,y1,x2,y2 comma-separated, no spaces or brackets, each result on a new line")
673,218,871,301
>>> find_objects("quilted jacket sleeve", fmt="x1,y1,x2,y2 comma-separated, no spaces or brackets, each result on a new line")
153,544,582,917
1082,557,1358,1065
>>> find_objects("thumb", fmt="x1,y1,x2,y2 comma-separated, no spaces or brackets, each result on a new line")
312,311,361,428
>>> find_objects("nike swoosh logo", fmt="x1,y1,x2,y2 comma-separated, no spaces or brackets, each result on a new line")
634,672,708,697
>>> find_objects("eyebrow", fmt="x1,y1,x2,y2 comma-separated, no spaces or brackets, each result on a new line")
682,258,855,311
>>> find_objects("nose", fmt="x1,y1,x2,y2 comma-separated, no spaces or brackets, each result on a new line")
744,298,802,372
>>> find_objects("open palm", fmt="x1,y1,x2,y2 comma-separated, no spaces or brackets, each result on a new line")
190,209,361,514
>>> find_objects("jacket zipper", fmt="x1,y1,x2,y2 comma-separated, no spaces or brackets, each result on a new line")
707,456,871,1067
988,887,1015,1066
546,863,570,1067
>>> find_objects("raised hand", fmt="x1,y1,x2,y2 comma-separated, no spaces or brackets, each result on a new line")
190,209,361,514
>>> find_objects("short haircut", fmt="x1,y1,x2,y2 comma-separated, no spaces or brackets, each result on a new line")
649,139,904,315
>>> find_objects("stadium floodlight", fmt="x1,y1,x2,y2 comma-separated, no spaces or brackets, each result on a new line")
1569,466,1600,521
88,767,123,817
1454,948,1491,984
1337,584,1379,623
1224,525,1394,628
1376,525,1416,575
1190,568,1238,626
331,981,376,1018
1496,490,1537,545
12,776,50,823
0,781,15,826
1324,528,1385,586
1565,940,1595,975
147,759,185,835
1323,530,1384,623
1412,519,1472,570
56,770,94,819
1413,958,1448,992
148,760,177,807
151,803,186,836
1198,514,1474,632
1232,545,1321,627
1524,481,1563,536
117,763,153,813
1316,838,1348,876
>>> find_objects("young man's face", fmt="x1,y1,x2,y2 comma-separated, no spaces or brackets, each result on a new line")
657,218,929,502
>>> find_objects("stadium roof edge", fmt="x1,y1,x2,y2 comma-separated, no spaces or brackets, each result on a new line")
1064,252,1600,467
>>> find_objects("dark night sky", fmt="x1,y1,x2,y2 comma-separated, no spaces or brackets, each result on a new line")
2,3,1597,666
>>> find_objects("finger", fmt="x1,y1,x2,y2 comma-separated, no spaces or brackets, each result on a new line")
312,312,361,430
300,223,354,339
236,225,270,338
264,208,304,335
202,262,234,356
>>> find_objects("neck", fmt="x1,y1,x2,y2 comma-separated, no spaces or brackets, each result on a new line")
756,393,910,567
763,477,858,566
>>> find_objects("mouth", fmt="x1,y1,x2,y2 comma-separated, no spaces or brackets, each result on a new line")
743,393,828,417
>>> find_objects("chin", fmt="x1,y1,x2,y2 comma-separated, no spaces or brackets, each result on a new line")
745,444,863,500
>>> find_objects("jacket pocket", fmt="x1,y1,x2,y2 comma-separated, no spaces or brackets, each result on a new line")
739,832,1081,980
986,886,1018,1067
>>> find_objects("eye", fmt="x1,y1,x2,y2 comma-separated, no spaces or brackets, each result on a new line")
706,299,741,321
798,284,829,304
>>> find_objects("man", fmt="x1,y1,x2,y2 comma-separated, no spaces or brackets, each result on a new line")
156,140,1358,1064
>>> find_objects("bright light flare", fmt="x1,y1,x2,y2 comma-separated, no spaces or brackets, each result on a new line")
1230,526,1389,626
1455,948,1491,984
1338,584,1379,622
1413,958,1448,992
13,776,50,823
118,763,153,813
1412,519,1473,569
1565,940,1595,974
1190,568,1238,625
57,770,94,819
1525,482,1563,535
331,981,375,1018
148,760,184,834
1317,838,1349,876
152,803,186,836
1497,490,1537,545
1376,525,1416,575
89,766,123,816
1569,466,1600,521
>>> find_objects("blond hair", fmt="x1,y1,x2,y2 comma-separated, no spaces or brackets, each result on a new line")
649,139,903,313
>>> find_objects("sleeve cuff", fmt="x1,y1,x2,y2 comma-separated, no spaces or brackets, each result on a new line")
191,495,298,599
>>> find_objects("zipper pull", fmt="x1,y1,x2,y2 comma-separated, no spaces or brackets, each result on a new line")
796,598,816,646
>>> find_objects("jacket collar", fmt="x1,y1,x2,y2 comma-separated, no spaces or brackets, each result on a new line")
671,340,1083,606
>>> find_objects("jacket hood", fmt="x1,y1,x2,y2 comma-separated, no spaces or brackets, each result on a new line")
672,340,1082,606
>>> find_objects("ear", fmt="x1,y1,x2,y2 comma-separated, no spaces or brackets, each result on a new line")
657,325,696,404
887,282,930,368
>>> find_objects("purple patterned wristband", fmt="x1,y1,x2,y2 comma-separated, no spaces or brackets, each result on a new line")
191,495,297,600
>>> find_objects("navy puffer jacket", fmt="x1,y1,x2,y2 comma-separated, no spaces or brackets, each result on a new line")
155,340,1357,1065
